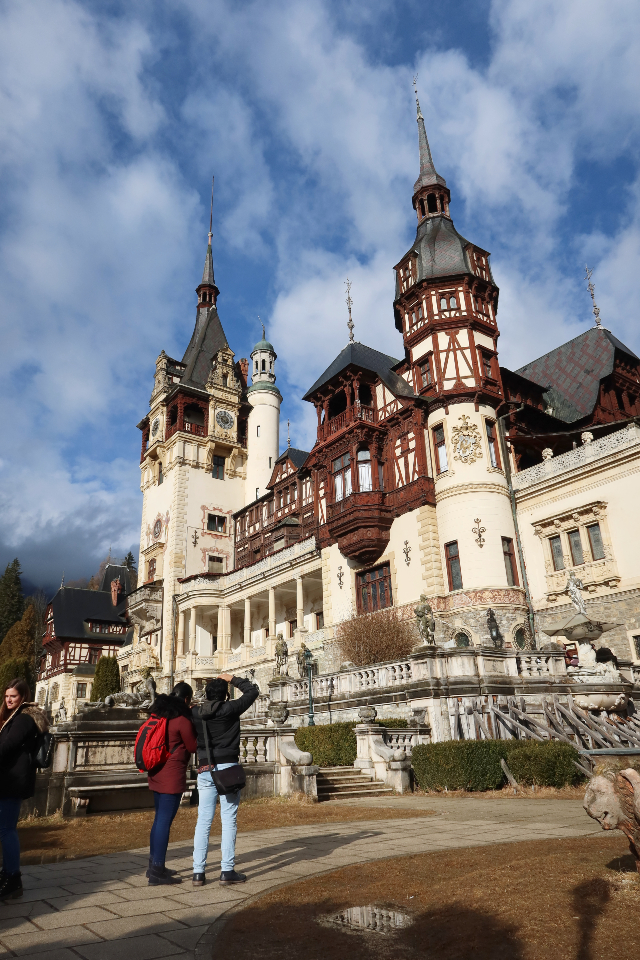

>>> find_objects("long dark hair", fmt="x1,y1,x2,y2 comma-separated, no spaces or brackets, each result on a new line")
0,678,31,726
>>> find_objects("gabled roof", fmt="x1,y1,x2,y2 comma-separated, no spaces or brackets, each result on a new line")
48,588,130,641
515,327,639,423
99,564,133,595
276,448,309,470
180,306,229,389
302,341,415,401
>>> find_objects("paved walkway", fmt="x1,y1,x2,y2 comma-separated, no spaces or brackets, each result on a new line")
0,798,600,960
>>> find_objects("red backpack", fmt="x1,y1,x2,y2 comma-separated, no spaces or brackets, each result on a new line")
135,716,171,773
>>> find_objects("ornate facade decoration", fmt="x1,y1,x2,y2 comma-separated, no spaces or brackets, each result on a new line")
451,415,483,464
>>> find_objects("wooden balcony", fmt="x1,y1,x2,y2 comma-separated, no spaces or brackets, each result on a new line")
326,490,394,564
319,404,375,440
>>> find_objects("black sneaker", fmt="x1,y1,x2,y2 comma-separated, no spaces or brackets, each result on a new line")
0,873,22,900
148,864,182,886
192,872,206,886
220,870,247,884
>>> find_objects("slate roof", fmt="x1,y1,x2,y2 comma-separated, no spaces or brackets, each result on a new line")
200,243,216,287
276,448,309,470
180,305,229,389
302,342,415,401
99,564,133,595
515,327,639,423
48,588,130,641
395,215,484,298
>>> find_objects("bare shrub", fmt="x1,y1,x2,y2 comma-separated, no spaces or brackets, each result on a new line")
336,607,417,666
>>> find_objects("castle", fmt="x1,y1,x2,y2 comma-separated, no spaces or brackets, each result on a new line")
36,91,640,721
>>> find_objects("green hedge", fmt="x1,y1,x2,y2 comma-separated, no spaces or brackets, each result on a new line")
295,722,357,767
412,739,583,791
507,741,582,787
377,718,409,729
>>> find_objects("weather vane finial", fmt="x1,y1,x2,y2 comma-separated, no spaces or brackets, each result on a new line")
287,418,291,448
258,316,265,339
585,265,603,328
345,278,354,343
412,73,423,119
208,175,214,245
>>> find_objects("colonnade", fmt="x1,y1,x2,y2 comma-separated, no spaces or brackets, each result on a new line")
175,572,316,661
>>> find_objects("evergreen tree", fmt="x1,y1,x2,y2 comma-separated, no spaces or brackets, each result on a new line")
0,606,37,663
0,559,25,644
0,658,35,699
123,551,136,570
92,656,120,701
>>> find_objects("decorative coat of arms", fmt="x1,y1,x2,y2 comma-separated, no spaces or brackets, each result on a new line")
451,415,483,464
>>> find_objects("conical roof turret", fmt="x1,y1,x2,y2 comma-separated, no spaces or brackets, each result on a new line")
413,83,446,194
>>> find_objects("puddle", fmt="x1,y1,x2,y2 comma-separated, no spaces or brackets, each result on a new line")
321,904,413,935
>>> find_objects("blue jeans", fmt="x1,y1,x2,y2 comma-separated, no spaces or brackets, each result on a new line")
0,798,22,875
193,766,240,873
149,792,182,867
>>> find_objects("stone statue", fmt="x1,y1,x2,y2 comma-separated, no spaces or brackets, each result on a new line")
414,594,436,644
565,571,587,617
55,699,67,723
296,642,309,678
274,633,289,677
144,674,157,704
584,765,640,872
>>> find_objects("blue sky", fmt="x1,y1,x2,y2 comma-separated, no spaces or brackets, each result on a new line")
1,0,639,595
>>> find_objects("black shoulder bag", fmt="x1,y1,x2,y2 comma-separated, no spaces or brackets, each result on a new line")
201,708,246,795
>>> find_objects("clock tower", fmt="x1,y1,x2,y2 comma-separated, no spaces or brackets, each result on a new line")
393,86,523,610
134,227,255,679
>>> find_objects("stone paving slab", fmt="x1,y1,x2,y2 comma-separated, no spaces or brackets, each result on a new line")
0,798,601,960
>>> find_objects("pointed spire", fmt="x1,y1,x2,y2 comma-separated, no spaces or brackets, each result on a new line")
287,418,291,448
201,175,216,286
412,77,446,193
585,265,603,329
345,278,355,343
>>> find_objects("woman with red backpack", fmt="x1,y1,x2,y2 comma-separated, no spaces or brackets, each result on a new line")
145,682,196,885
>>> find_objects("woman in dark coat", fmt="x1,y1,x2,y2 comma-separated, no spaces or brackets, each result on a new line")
0,678,49,900
146,682,197,885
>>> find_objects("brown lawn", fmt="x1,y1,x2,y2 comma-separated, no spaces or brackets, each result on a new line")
17,796,435,864
215,835,640,960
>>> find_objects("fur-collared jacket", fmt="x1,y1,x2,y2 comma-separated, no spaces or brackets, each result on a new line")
146,695,197,795
0,702,49,800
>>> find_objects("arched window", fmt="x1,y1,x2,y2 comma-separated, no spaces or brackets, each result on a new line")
332,453,352,502
514,628,526,650
261,359,266,372
440,296,448,310
449,295,457,309
357,448,372,492
222,374,228,387
455,632,470,648
418,198,425,217
427,193,438,213
158,462,163,485
254,360,258,371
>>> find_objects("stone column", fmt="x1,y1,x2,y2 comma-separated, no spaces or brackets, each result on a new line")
296,577,304,633
244,597,251,647
177,610,185,656
269,587,276,637
224,607,232,651
188,607,197,653
217,607,225,651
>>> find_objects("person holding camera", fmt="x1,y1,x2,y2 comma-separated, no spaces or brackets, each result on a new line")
0,678,49,900
191,673,259,886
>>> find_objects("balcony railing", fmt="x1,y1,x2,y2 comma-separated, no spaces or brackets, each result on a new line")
321,404,375,440
165,421,205,440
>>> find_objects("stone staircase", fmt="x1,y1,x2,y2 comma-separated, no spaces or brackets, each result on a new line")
316,766,394,802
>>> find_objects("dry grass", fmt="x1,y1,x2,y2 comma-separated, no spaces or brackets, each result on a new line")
336,607,417,666
413,783,587,801
17,795,435,865
215,834,640,960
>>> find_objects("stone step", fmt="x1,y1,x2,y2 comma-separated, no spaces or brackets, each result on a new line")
316,773,373,784
318,786,394,801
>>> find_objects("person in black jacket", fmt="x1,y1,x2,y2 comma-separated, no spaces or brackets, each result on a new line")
191,673,259,886
0,678,49,900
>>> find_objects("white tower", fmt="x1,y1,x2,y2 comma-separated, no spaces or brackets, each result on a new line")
246,328,281,503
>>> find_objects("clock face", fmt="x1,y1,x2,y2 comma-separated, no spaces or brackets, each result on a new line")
216,409,235,431
153,519,162,540
151,417,160,438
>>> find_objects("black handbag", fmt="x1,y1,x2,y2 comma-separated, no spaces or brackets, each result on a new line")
35,731,54,770
202,710,246,795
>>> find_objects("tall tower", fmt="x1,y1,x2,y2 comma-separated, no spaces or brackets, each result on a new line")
245,328,281,502
393,86,525,630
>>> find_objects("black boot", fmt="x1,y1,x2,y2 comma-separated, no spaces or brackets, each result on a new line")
192,872,206,886
146,857,177,879
0,873,23,900
148,864,182,886
220,870,247,884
